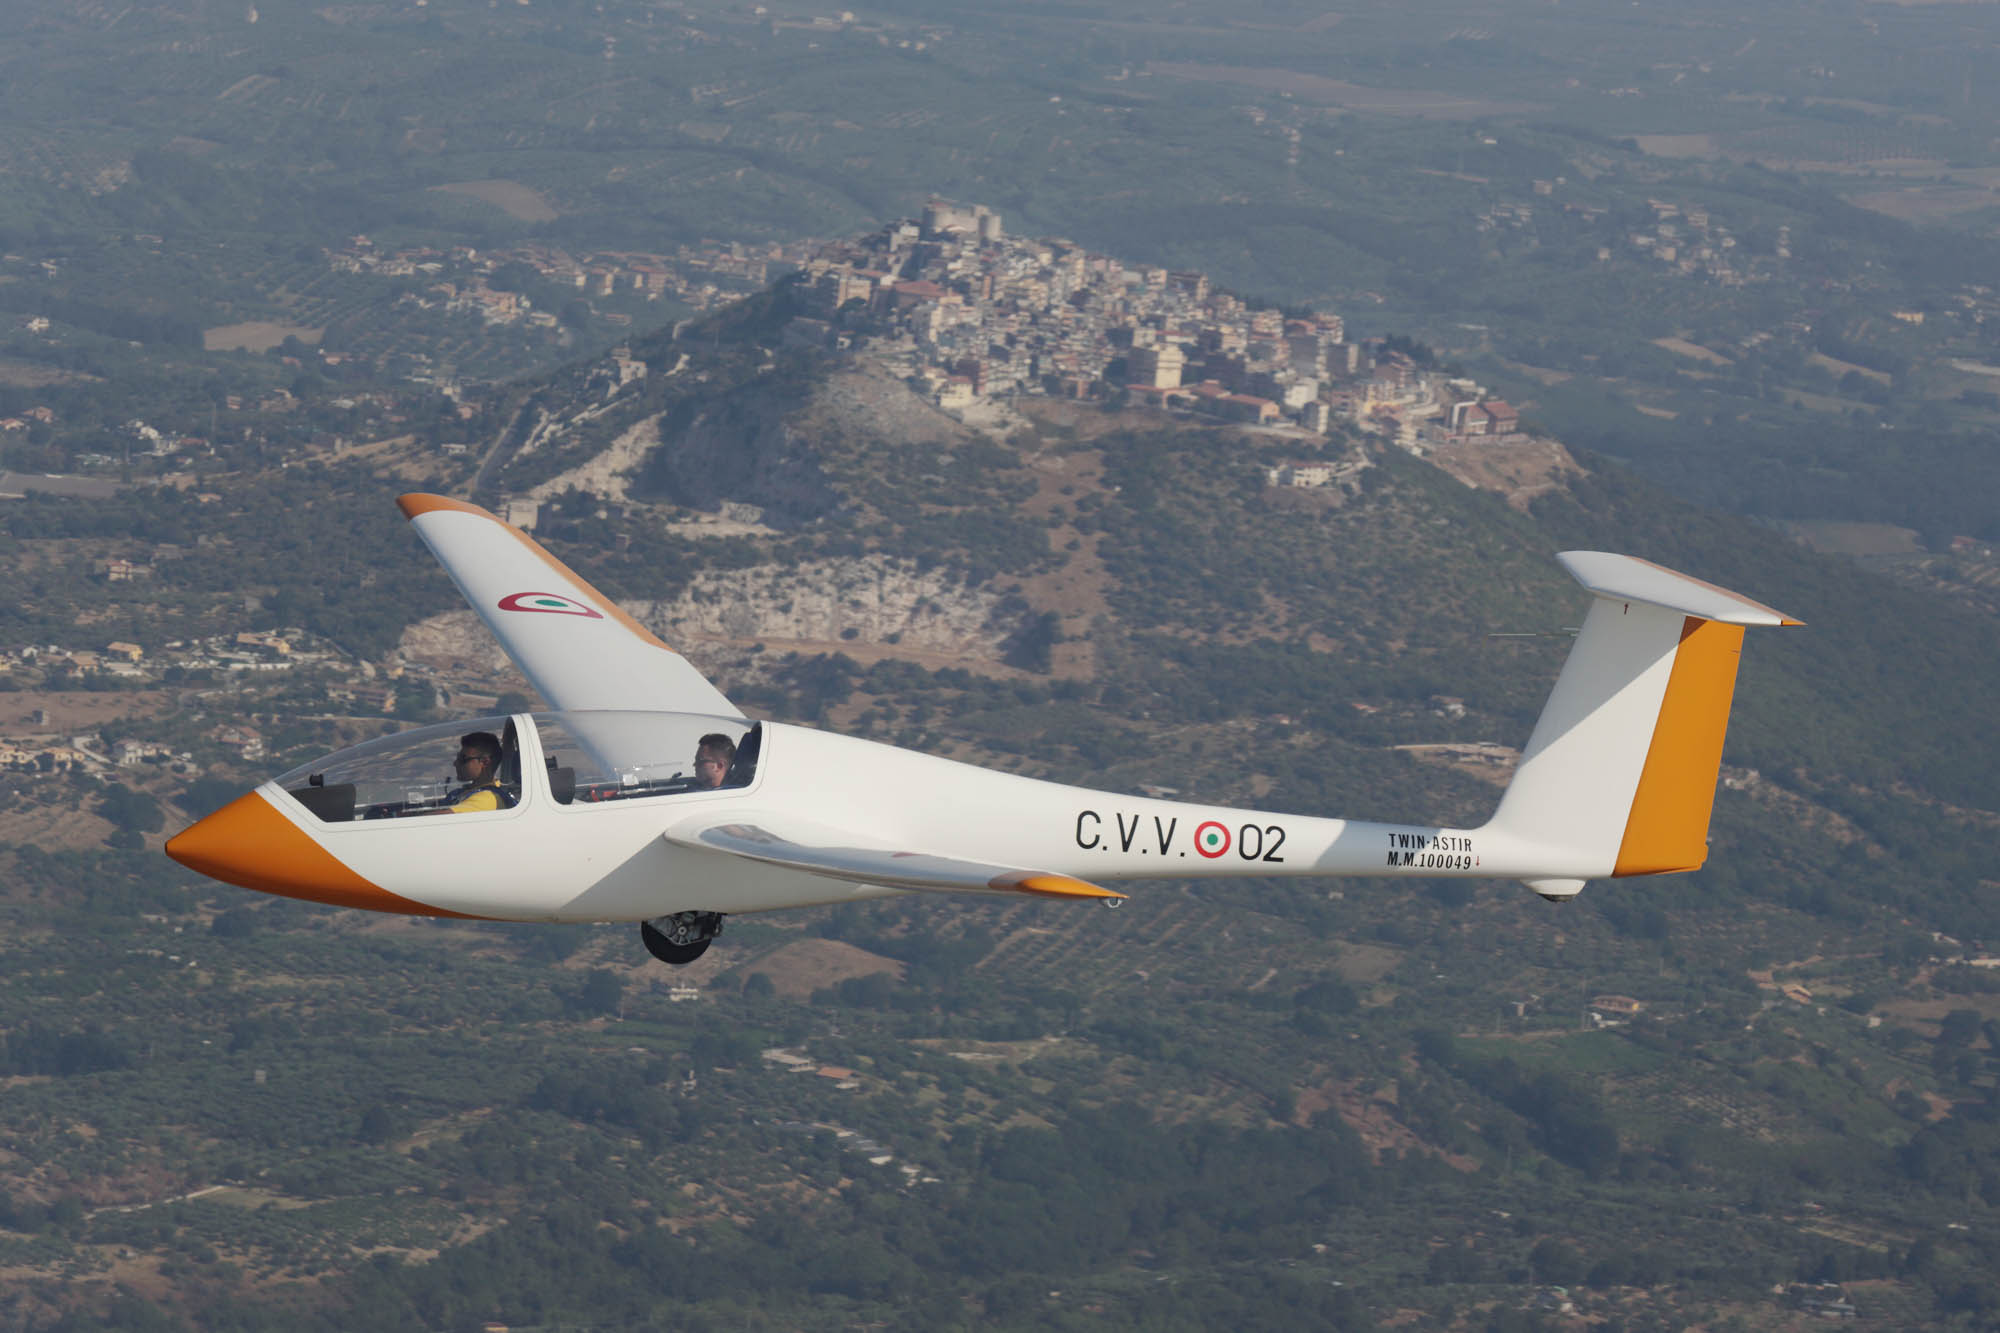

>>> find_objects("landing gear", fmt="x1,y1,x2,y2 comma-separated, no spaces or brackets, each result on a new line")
640,911,725,966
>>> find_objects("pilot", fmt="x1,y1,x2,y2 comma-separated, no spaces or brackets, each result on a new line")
448,731,518,813
693,733,736,790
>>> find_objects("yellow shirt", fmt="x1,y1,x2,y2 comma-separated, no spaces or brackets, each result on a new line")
451,785,506,813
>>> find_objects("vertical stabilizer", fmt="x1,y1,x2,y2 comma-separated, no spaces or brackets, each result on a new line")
1482,553,1799,888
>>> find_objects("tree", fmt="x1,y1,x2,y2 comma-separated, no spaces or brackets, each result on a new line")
210,906,259,938
1939,1008,1982,1048
1003,610,1060,673
577,969,623,1017
99,782,164,834
357,1105,398,1145
1529,1237,1585,1285
392,681,438,721
181,775,247,821
1295,978,1358,1015
49,1194,85,1235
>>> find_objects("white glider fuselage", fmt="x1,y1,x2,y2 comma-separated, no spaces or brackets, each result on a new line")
223,715,1536,924
165,494,1803,941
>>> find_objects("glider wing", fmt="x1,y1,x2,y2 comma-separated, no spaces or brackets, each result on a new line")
398,494,738,717
666,817,1126,900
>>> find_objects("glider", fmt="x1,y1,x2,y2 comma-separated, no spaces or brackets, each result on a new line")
166,494,1801,965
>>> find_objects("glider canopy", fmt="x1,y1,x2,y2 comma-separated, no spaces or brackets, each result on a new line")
274,711,760,823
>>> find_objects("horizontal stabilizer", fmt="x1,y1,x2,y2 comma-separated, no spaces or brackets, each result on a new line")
1558,551,1802,627
666,819,1125,900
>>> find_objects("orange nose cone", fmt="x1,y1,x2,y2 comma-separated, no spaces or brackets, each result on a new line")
165,790,476,918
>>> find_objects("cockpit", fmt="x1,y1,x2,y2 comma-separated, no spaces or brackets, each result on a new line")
273,712,762,824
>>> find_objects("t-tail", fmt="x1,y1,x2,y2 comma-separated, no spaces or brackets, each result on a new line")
1482,552,1802,901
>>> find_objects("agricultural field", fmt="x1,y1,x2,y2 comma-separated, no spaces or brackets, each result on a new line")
1,316,1996,1325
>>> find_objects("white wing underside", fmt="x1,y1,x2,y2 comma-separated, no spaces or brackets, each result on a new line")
399,495,738,717
666,817,1124,900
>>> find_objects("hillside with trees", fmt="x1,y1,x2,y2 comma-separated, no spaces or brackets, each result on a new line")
0,298,1996,1330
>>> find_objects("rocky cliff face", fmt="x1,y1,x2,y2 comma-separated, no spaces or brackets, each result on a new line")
635,555,1009,656
400,362,1026,684
394,554,1011,683
526,412,663,504
806,366,981,453
395,612,518,679
627,363,981,528
631,377,840,528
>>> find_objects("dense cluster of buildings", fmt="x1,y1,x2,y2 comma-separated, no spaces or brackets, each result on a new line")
0,626,476,778
4,629,325,689
782,200,1521,448
1477,185,1767,289
0,700,196,776
1604,197,1760,287
0,719,260,779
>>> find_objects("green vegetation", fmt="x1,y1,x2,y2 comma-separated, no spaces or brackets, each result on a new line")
4,318,1997,1326
2,0,2000,1326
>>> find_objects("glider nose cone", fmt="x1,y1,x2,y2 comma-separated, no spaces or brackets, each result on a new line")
165,789,474,918
165,790,301,891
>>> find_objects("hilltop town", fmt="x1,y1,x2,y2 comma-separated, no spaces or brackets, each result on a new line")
307,200,1526,465
0,207,1551,801
784,200,1523,455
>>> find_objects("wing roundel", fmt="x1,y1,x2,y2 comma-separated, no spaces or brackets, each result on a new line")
398,494,738,717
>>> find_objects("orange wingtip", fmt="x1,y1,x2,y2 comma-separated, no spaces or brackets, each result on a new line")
397,493,494,521
992,872,1127,900
395,493,676,653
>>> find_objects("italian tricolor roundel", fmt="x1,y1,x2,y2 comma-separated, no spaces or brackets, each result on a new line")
497,591,604,619
1194,821,1231,858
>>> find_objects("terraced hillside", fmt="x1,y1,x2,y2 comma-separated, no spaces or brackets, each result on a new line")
0,309,1997,1331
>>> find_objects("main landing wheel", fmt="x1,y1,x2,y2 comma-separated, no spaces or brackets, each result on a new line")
640,912,724,966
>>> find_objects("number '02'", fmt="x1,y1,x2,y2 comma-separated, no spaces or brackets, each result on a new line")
1238,824,1285,863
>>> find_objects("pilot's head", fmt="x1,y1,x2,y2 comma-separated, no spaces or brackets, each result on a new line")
455,731,503,787
694,733,736,789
